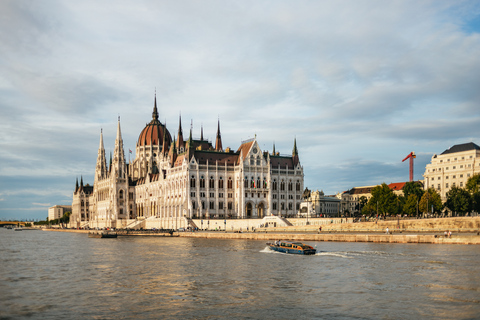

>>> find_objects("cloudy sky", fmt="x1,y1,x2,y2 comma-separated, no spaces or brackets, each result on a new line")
1,0,479,220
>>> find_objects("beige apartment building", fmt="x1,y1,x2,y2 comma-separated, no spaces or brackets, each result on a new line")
48,205,72,221
423,142,480,201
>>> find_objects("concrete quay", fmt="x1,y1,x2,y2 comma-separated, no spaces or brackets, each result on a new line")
178,231,480,244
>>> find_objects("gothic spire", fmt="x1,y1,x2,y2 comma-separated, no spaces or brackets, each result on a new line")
152,92,159,121
177,114,185,151
95,129,107,181
188,120,193,149
272,142,276,156
292,137,299,166
215,119,223,152
112,118,126,178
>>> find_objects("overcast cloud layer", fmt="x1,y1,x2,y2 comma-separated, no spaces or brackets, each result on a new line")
1,0,479,220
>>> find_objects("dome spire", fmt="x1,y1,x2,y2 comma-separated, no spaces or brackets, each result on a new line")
152,91,159,121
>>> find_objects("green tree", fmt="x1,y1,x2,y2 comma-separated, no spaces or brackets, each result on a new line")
472,192,480,214
419,188,442,215
363,183,397,216
403,194,418,216
403,181,424,200
466,174,480,194
445,186,472,216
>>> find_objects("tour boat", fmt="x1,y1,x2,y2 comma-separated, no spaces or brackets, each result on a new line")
88,231,118,238
267,241,316,255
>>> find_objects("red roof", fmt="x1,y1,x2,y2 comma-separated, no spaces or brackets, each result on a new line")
388,182,406,191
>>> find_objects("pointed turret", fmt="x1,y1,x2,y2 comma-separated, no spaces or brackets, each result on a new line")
292,137,299,166
112,117,126,178
80,175,84,192
188,120,193,149
95,129,107,181
75,177,79,193
176,114,185,151
200,124,204,141
215,119,223,152
272,143,276,156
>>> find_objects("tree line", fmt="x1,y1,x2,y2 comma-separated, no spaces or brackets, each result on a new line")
359,174,480,217
34,211,71,226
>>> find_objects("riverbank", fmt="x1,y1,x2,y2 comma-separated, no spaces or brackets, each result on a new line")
176,231,480,244
42,228,480,244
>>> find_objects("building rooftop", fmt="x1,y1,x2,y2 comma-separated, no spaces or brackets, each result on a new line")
441,142,480,155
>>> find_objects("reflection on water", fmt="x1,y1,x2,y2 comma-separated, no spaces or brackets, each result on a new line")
1,228,479,319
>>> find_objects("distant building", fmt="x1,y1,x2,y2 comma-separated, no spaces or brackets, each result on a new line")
48,205,72,221
423,142,480,201
337,181,423,215
299,190,340,217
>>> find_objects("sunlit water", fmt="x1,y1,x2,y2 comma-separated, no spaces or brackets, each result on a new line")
1,228,479,319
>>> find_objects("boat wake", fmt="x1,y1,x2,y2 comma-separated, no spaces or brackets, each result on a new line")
315,251,352,258
260,246,283,254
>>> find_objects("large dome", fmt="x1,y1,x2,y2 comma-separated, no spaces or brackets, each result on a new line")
137,99,172,147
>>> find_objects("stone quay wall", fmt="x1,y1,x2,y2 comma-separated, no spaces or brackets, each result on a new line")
177,231,480,244
253,216,480,233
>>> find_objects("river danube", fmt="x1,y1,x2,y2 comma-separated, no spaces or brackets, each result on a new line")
1,229,479,319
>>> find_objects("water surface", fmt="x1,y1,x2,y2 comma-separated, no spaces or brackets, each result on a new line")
1,229,478,319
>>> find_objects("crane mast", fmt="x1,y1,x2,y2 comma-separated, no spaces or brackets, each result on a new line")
402,152,416,182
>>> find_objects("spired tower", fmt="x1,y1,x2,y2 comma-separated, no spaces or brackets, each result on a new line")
110,117,129,221
94,129,108,183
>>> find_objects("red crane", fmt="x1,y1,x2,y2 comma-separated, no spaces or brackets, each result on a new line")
402,152,416,182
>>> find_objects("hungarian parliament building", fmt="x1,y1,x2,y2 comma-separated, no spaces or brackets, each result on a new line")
70,96,304,229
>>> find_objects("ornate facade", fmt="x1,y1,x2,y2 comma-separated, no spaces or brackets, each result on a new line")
70,96,304,229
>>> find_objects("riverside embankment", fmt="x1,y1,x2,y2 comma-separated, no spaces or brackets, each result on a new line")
43,227,480,244
176,231,480,244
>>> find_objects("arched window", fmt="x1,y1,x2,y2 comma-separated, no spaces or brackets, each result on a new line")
288,181,293,191
273,202,277,210
257,177,260,189
288,203,293,210
244,176,248,188
119,190,124,199
272,179,277,191
219,177,224,189
296,180,301,191
280,202,285,210
190,176,196,188
227,178,233,189
250,177,255,188
280,180,285,191
209,176,215,189
256,156,261,165
200,176,205,188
